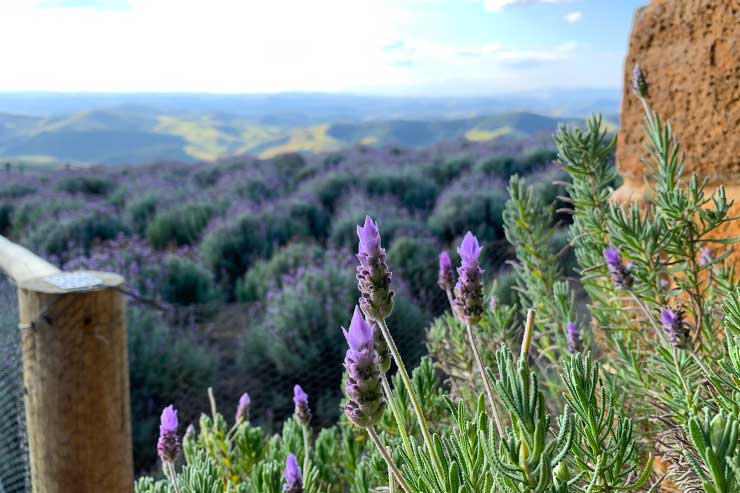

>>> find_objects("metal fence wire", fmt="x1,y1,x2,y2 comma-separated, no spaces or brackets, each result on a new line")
0,280,30,493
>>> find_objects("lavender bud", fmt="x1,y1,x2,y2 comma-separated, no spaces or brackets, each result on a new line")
700,247,712,266
343,306,386,428
157,405,180,464
566,322,581,354
603,246,633,290
632,63,649,98
356,215,394,321
437,251,454,291
283,453,304,493
660,306,690,349
293,385,311,426
454,232,485,325
235,392,251,423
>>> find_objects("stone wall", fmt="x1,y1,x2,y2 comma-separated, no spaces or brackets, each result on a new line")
614,0,740,203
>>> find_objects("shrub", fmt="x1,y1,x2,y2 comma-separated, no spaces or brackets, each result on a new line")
0,183,35,200
302,173,358,212
273,153,306,183
0,203,13,236
234,178,275,202
427,176,508,244
387,236,448,315
287,200,331,241
127,306,216,470
125,194,158,235
146,203,214,249
236,242,324,303
57,174,114,196
425,157,472,185
364,172,439,211
26,211,129,258
159,256,219,306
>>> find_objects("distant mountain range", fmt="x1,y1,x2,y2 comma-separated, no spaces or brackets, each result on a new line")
0,90,620,165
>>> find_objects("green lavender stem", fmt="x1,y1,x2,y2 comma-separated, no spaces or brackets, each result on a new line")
445,288,456,317
380,373,415,462
302,424,311,484
465,321,504,435
167,462,182,493
367,427,412,493
521,309,536,359
376,317,446,486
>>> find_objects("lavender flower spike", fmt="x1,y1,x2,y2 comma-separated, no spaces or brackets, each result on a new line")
157,405,180,464
356,215,394,321
235,392,251,423
660,306,689,349
283,453,304,493
437,251,454,291
603,246,633,290
632,64,649,98
343,306,386,428
293,385,311,425
454,232,485,325
700,247,712,266
566,322,581,354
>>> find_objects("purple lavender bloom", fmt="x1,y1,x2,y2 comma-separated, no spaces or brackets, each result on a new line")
454,232,485,325
700,247,712,266
632,64,649,97
293,385,311,425
157,405,180,464
343,306,385,428
370,319,391,374
235,392,251,423
566,322,581,354
660,306,689,349
356,215,394,321
283,453,304,493
603,246,633,290
437,251,455,291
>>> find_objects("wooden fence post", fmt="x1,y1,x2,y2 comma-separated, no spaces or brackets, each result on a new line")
0,236,134,493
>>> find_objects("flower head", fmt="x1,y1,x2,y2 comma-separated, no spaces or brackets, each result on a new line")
356,215,394,320
700,247,712,266
438,251,455,291
343,306,385,428
454,232,485,325
357,215,381,257
283,453,303,493
660,306,689,349
566,322,581,354
157,405,180,464
603,246,632,290
235,392,251,423
293,385,311,425
632,63,649,98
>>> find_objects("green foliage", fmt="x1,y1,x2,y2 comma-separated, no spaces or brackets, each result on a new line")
57,174,115,195
26,210,129,258
159,256,220,306
425,158,472,186
387,236,447,314
0,203,13,235
128,307,216,470
126,194,159,235
365,171,439,211
147,202,215,249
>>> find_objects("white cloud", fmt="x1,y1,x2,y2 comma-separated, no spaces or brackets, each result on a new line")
481,0,573,12
564,11,583,22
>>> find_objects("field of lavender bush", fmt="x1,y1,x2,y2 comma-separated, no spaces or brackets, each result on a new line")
0,133,572,472
129,70,740,493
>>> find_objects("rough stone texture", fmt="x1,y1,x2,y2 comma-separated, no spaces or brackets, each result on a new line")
615,0,740,203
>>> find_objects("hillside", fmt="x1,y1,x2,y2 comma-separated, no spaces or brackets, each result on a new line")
0,108,606,165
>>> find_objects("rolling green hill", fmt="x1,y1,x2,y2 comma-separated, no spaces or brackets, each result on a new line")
0,109,611,165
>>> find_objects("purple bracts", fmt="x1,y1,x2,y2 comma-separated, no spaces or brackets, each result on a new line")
157,405,180,464
371,318,391,374
437,251,454,291
293,385,311,425
356,215,394,321
603,246,633,290
632,64,649,98
235,392,251,423
566,322,581,354
343,306,385,428
283,453,304,493
454,232,485,325
660,306,689,349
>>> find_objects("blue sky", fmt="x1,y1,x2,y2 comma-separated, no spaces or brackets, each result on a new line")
0,0,647,94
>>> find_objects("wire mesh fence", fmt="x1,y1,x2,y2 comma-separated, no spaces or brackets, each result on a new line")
0,280,30,493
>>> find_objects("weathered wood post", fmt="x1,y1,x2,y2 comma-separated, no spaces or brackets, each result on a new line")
0,235,134,493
